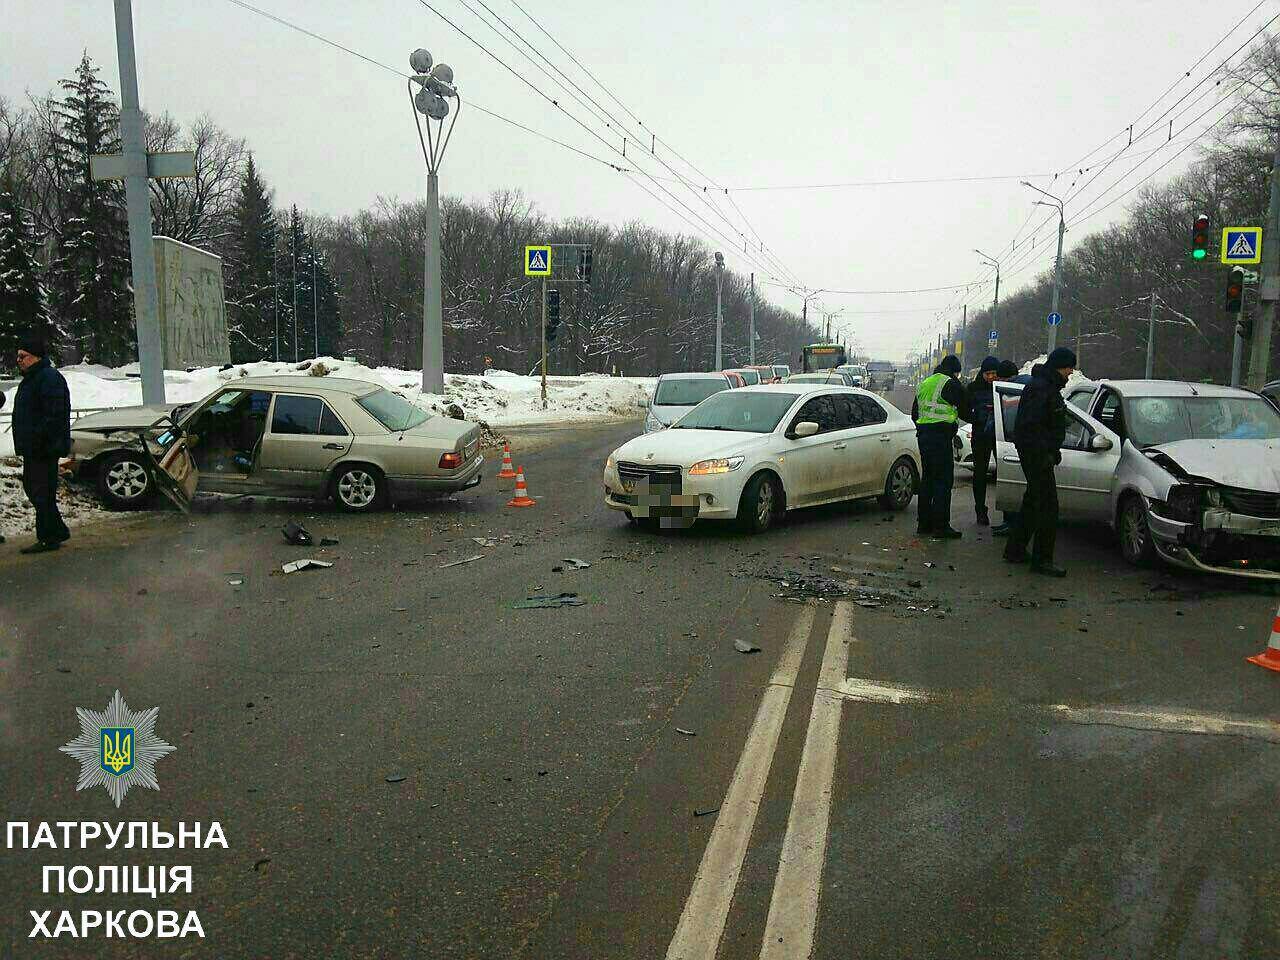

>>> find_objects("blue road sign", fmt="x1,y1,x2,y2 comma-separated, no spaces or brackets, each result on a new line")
1221,227,1262,265
988,329,998,339
1047,312,1062,326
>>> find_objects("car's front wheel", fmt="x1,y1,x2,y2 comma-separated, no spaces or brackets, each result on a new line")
737,471,781,534
879,456,918,511
98,452,154,509
1118,494,1155,566
332,464,385,512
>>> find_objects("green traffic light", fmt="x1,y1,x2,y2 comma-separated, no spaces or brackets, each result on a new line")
1192,249,1207,260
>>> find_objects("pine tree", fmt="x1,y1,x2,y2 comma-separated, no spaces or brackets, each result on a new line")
295,230,342,359
225,154,277,362
47,53,133,365
0,184,52,368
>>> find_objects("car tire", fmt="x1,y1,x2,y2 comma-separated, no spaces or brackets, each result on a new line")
332,464,385,513
878,456,918,511
97,452,155,509
1118,494,1155,566
737,471,781,534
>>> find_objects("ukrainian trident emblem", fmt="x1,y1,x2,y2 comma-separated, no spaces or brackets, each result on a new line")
60,691,175,807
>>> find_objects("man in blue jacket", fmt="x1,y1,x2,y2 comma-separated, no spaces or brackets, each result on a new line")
12,337,71,553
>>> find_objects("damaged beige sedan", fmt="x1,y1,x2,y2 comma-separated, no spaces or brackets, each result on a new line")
68,376,483,512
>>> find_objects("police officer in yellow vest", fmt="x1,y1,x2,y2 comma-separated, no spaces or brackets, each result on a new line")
911,354,970,539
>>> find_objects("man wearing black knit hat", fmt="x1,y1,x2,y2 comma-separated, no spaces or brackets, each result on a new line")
12,336,71,553
1002,347,1076,576
966,356,1001,526
911,354,970,539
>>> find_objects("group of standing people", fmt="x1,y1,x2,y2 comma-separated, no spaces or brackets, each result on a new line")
912,346,1078,577
2,336,72,553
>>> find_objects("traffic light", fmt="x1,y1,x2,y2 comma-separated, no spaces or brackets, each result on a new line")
1225,266,1245,313
578,246,593,283
546,288,561,343
1191,214,1210,260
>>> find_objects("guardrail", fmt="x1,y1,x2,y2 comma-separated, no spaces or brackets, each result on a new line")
0,407,116,437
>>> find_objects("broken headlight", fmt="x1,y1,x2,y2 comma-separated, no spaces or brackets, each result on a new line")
1163,484,1204,522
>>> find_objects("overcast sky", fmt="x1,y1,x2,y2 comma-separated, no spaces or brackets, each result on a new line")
2,0,1267,360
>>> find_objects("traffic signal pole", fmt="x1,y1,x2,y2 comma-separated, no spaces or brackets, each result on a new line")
1232,302,1246,387
1247,132,1280,390
1145,290,1157,379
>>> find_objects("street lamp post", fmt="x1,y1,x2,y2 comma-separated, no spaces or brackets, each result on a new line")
1021,181,1066,354
408,48,461,395
974,248,1000,320
714,252,725,369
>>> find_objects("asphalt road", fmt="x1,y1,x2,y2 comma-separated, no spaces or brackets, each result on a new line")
2,413,1279,960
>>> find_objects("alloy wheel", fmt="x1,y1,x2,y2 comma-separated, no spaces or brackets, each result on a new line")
756,479,774,528
338,470,377,509
1122,500,1148,561
890,462,914,507
106,459,149,500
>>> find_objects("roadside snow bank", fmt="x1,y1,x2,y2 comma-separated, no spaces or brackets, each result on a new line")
0,462,114,540
0,358,655,456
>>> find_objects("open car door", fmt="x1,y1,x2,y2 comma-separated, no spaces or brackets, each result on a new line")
992,381,1027,513
140,417,199,513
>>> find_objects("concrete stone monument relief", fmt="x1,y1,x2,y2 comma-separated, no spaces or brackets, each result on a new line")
153,236,231,369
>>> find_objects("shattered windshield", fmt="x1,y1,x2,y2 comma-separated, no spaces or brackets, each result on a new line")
1125,395,1280,446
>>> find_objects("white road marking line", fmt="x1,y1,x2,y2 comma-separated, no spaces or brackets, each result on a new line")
758,601,854,960
665,603,817,960
837,676,930,704
1047,704,1280,742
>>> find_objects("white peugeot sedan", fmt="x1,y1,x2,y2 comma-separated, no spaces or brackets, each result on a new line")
604,385,920,533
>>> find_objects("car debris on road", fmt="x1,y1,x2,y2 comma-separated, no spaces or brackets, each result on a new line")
512,592,586,609
281,559,333,574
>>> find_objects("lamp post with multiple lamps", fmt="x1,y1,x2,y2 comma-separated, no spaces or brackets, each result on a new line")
714,251,725,369
408,48,460,394
1021,181,1066,354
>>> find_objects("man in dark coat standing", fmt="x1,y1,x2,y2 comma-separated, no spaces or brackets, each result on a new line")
911,354,969,539
1002,347,1076,576
966,356,1001,526
12,337,71,553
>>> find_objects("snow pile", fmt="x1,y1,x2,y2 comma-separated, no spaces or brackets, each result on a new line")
1,358,656,457
1018,355,1091,389
0,462,113,540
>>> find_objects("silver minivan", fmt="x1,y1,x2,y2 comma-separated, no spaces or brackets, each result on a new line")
644,373,733,433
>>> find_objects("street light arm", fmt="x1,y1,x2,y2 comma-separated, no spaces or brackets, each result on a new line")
1023,180,1065,208
408,79,432,169
435,90,462,167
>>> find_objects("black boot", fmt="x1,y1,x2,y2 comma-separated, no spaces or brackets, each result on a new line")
976,510,990,526
932,527,962,540
1031,562,1067,577
20,541,60,555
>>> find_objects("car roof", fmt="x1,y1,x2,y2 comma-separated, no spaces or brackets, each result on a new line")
1100,379,1263,399
232,376,382,396
656,371,730,381
736,383,878,397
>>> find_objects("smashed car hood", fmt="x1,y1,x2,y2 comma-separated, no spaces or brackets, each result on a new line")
72,404,183,432
1147,439,1280,493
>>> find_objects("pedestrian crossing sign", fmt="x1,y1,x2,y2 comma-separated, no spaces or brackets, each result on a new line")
524,245,552,276
1221,227,1262,265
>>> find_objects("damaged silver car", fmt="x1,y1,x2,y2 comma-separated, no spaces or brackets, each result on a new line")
993,379,1280,581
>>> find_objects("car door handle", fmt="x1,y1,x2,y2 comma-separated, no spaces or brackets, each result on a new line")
832,442,847,450
879,435,891,442
1002,455,1021,463
322,442,345,450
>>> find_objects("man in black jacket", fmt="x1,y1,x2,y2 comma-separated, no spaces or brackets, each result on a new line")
966,356,1001,526
1002,348,1076,576
911,354,970,539
12,337,71,553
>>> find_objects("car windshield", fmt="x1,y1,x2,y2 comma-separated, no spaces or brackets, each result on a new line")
734,370,760,385
671,391,796,433
1124,395,1280,446
653,377,728,406
357,387,431,431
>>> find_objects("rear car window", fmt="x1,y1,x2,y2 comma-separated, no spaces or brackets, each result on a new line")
653,377,729,406
357,388,431,431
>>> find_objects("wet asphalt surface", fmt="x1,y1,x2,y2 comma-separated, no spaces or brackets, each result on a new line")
2,411,1279,959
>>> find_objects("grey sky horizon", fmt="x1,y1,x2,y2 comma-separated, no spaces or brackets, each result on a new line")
3,0,1262,362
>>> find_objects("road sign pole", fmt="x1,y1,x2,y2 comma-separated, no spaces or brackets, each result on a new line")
541,277,548,410
748,273,756,365
1048,211,1065,354
1145,290,1157,379
1248,134,1280,390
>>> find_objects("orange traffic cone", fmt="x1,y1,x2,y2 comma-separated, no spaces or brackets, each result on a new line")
497,442,517,479
507,466,536,507
1246,602,1280,672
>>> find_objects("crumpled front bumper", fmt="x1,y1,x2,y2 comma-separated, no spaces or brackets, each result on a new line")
1148,503,1280,581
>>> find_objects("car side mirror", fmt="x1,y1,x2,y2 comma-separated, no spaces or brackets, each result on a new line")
792,421,820,438
1089,434,1113,452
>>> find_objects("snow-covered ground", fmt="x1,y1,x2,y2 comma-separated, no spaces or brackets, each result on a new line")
0,462,112,540
0,358,656,457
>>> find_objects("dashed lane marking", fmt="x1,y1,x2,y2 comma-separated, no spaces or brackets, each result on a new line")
758,601,854,960
665,603,816,960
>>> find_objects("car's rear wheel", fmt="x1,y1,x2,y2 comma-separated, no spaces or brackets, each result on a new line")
879,456,918,511
1119,494,1155,566
737,471,780,534
333,464,385,512
98,452,154,509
